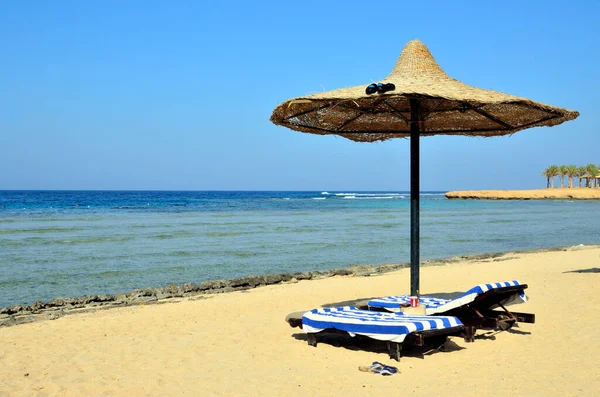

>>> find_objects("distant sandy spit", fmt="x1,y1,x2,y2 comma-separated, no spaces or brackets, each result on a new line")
446,187,600,200
1,246,599,396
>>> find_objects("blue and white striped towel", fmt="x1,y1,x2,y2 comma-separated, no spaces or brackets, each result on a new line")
368,280,528,315
302,306,463,343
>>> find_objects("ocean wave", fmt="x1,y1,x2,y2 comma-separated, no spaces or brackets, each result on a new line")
321,192,330,195
341,195,404,200
485,219,522,224
312,197,326,200
0,227,83,235
205,231,255,237
354,196,399,200
149,231,196,239
57,235,135,244
334,193,405,197
275,226,319,233
5,235,135,246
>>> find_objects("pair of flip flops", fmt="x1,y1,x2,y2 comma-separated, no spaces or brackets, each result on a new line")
358,361,399,376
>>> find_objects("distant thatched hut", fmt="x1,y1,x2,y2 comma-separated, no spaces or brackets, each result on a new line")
580,174,600,188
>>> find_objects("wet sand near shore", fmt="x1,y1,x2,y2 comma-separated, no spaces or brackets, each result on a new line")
1,246,599,396
446,187,600,200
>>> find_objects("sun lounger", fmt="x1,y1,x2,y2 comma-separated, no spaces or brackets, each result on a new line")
366,280,535,339
295,306,465,361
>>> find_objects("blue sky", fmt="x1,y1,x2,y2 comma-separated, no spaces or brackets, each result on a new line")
0,0,598,191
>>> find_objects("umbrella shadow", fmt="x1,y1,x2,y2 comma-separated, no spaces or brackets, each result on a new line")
473,331,498,341
505,324,531,336
563,268,600,274
320,297,380,309
291,332,466,360
319,291,464,309
470,324,531,340
420,291,463,300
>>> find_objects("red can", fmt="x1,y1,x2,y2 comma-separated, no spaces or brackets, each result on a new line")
410,296,419,308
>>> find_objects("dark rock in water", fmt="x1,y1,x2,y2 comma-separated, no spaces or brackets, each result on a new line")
31,301,46,312
133,288,157,297
10,305,23,315
66,297,83,307
97,294,115,302
82,295,99,304
263,273,285,285
198,279,231,291
248,275,265,287
182,283,201,293
330,269,353,276
114,294,129,303
347,265,376,277
292,272,311,281
162,285,183,297
309,271,328,280
230,276,256,288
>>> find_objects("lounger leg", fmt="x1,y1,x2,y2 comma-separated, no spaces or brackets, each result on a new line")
513,311,535,324
387,342,402,362
464,326,476,343
307,333,318,347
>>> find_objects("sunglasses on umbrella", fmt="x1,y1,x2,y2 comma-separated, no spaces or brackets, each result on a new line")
366,83,395,95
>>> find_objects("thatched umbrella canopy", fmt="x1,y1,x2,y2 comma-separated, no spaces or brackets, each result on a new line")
270,40,579,297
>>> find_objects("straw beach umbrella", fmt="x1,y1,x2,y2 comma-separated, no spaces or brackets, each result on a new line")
270,40,579,297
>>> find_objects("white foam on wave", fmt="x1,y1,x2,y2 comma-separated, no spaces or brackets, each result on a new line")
334,193,405,197
353,196,396,199
321,192,330,195
312,197,326,200
342,195,356,199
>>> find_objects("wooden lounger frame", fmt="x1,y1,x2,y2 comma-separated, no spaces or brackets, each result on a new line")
306,325,465,362
286,312,464,361
440,284,536,341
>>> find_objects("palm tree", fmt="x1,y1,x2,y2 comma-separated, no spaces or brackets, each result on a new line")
566,165,578,188
578,166,588,187
574,166,582,187
558,165,568,187
542,165,559,188
550,165,560,188
542,166,553,188
586,164,599,188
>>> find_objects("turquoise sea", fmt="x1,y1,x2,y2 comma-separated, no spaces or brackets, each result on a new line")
1,190,599,308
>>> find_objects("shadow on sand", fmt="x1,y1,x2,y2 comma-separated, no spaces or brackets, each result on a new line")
564,268,600,274
291,332,466,360
320,291,464,309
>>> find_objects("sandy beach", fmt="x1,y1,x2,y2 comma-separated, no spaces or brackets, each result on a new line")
1,246,599,396
445,188,600,200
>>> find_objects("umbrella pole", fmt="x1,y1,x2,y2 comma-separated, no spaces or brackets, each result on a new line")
409,97,421,297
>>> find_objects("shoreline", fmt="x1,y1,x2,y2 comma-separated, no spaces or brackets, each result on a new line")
1,243,595,328
445,187,600,200
2,244,599,396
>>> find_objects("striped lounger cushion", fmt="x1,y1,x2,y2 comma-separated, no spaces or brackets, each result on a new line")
302,306,463,343
368,280,528,314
